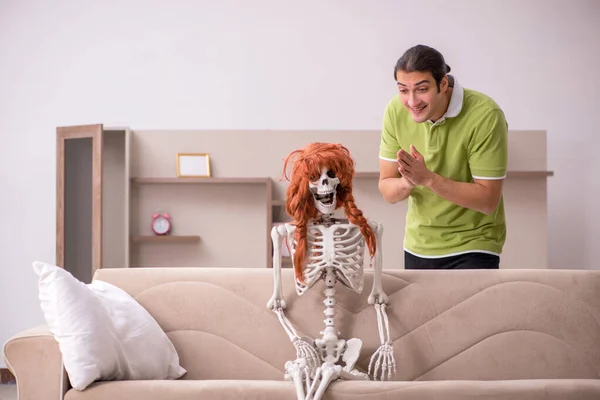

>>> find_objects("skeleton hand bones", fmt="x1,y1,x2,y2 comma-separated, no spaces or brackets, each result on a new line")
285,337,322,400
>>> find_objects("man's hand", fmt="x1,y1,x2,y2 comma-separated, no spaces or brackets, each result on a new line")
378,158,415,204
396,144,504,215
397,145,434,187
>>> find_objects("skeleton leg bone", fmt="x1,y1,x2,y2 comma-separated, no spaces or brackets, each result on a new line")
285,359,310,400
306,360,368,400
306,363,340,400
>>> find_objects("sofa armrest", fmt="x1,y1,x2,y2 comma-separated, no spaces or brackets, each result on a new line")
3,325,67,400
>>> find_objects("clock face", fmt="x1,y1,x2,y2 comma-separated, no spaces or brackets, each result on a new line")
152,217,170,235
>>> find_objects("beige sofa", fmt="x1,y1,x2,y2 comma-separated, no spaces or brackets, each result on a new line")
4,267,600,399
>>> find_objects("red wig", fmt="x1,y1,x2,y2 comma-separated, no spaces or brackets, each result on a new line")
281,142,376,282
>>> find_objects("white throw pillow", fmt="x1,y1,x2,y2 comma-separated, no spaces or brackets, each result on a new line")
32,261,186,391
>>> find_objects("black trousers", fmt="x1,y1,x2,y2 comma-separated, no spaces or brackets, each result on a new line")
405,251,500,270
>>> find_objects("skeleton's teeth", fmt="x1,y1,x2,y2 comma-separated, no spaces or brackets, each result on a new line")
316,192,334,205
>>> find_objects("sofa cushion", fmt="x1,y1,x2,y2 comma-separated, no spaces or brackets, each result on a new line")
33,261,186,390
64,379,600,400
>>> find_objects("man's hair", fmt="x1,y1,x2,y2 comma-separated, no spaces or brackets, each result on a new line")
394,44,451,90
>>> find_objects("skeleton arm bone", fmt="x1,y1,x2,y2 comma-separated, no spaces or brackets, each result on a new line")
274,307,319,373
369,304,396,380
268,224,321,380
266,225,307,344
367,221,387,305
366,221,396,381
267,224,288,310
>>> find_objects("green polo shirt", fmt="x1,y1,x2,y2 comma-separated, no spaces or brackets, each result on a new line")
379,76,508,258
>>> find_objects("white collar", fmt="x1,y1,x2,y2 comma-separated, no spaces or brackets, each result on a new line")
429,75,464,123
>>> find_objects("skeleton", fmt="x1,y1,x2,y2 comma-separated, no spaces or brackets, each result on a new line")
267,143,396,400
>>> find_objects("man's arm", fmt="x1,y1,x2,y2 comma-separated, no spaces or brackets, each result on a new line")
378,157,415,204
398,108,508,215
426,175,503,215
378,99,417,204
399,145,504,215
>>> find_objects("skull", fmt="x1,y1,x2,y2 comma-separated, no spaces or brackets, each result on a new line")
309,167,340,215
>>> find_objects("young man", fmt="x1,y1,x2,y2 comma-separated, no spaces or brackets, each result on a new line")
378,44,508,270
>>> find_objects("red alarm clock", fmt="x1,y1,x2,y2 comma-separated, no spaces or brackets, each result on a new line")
151,213,171,235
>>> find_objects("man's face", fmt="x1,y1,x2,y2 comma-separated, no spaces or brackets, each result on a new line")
396,70,448,123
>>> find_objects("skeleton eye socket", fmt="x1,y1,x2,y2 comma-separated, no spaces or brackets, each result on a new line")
326,170,336,178
309,173,319,182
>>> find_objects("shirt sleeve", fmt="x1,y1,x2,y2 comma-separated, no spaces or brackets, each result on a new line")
468,109,508,179
379,103,400,162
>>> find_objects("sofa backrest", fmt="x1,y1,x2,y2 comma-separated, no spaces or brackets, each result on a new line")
92,267,600,382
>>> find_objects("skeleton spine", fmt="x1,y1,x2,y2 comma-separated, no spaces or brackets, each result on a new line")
322,267,338,341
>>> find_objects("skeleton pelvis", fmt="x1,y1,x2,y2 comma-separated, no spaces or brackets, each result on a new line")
315,337,345,364
341,338,363,373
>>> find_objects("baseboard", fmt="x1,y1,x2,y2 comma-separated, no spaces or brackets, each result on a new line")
0,368,16,384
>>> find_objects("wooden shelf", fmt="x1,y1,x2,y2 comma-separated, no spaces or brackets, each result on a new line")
131,177,270,184
130,235,200,243
55,126,552,272
507,171,554,178
354,172,380,179
354,171,554,179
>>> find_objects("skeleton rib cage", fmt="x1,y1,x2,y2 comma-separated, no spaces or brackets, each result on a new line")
291,220,366,296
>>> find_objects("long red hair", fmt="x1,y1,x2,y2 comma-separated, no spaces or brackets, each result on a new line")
280,142,376,282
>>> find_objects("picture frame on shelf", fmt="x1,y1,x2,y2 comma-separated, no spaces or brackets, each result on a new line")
176,153,211,178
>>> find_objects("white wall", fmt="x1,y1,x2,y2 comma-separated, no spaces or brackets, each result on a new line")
1,0,598,367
